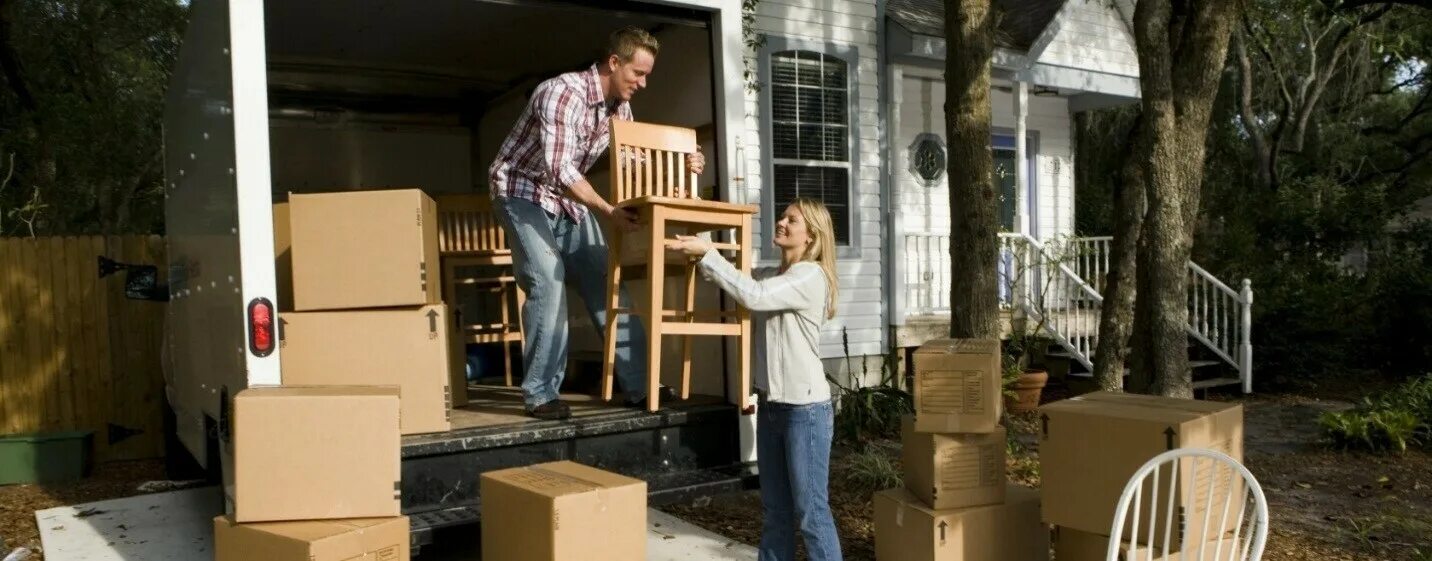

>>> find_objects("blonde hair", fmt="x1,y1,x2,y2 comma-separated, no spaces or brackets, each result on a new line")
789,197,839,319
605,26,660,63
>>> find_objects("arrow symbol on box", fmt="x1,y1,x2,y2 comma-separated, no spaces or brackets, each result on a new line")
938,521,947,542
426,309,439,333
1041,414,1049,438
1165,427,1177,450
278,318,287,342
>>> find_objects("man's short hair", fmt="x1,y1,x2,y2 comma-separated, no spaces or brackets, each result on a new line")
606,26,660,62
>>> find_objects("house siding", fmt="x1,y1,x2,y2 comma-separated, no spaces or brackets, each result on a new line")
744,0,886,359
894,72,1075,241
1038,0,1139,77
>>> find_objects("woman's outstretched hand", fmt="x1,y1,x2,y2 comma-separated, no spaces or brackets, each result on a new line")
665,234,713,257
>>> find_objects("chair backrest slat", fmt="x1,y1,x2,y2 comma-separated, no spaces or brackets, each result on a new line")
610,120,700,203
1107,448,1269,561
435,194,508,255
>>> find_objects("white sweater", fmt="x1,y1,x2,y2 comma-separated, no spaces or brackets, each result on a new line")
697,250,831,405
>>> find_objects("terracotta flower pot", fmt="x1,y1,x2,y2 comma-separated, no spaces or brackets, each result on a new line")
1006,369,1049,413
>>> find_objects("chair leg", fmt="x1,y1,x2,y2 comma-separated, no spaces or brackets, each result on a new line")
737,222,753,412
680,259,696,401
502,340,513,388
645,215,666,413
499,281,514,387
602,230,623,402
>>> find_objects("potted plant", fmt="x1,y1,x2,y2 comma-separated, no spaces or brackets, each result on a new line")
1002,331,1050,414
999,235,1077,414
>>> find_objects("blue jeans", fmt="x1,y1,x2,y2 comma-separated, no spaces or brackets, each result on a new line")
492,197,648,408
757,399,843,561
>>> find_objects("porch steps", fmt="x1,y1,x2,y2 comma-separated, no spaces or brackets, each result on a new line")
1192,377,1244,390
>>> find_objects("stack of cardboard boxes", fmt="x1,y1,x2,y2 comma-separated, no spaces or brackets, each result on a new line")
874,339,1049,561
273,188,455,436
1039,391,1245,560
211,188,467,560
212,386,408,560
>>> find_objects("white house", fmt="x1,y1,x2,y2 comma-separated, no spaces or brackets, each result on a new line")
737,0,1147,366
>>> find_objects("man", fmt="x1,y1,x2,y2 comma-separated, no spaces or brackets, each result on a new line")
489,27,704,420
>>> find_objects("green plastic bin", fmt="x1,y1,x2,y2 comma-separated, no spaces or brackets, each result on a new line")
0,430,94,485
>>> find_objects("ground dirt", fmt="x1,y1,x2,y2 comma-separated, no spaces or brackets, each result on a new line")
662,391,1432,561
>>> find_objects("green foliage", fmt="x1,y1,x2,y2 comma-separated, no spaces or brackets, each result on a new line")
740,0,764,92
1320,374,1432,453
1073,0,1432,388
0,0,188,235
840,446,902,495
828,328,914,448
1365,223,1432,374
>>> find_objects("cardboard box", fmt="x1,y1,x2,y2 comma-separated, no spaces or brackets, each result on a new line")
229,387,401,523
274,202,293,312
901,416,1006,510
1053,527,1242,561
289,189,440,311
279,305,453,435
874,486,1048,561
1039,392,1245,548
480,461,647,561
911,339,1003,433
214,515,409,561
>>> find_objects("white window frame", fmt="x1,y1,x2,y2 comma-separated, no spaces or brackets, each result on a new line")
758,36,862,259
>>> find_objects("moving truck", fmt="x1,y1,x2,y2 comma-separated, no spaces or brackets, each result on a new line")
162,0,756,553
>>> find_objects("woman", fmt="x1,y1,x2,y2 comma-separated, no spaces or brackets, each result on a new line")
666,197,843,561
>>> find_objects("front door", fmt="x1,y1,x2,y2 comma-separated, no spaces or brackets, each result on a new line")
994,148,1019,232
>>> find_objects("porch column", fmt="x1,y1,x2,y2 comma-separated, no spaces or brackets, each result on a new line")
888,64,906,326
1014,80,1029,237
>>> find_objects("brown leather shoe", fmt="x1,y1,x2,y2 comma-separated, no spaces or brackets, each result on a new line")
528,399,572,420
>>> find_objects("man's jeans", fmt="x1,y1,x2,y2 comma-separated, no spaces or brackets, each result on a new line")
492,196,648,408
757,399,844,561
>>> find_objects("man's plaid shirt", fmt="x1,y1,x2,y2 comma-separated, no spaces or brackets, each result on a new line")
488,64,632,223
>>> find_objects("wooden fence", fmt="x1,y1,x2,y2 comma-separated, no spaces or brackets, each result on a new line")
0,235,167,462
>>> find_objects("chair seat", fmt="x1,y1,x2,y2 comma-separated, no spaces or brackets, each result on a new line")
616,196,759,215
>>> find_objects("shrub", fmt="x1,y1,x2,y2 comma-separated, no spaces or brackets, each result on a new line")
1320,374,1432,453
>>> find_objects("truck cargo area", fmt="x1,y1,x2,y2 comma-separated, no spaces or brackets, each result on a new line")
163,0,750,555
403,385,751,552
261,0,745,553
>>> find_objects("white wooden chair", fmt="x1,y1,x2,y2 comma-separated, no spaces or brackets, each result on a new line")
1107,448,1269,561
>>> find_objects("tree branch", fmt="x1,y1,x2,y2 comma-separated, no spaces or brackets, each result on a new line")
1287,4,1391,153
1241,14,1296,122
1234,30,1275,191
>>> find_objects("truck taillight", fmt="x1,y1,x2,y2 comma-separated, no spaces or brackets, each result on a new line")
248,298,275,357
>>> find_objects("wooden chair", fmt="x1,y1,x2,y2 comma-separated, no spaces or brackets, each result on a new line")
436,194,524,387
1107,448,1269,561
601,120,759,412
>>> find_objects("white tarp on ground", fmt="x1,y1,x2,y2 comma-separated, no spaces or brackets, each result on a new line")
36,487,221,561
36,487,757,561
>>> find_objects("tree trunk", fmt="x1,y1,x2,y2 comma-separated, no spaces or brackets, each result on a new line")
1128,0,1239,398
1092,116,1148,391
944,0,999,339
1126,222,1156,394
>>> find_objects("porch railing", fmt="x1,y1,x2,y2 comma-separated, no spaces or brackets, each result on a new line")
901,232,1255,392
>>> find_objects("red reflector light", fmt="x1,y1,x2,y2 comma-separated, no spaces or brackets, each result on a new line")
248,298,275,357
